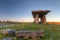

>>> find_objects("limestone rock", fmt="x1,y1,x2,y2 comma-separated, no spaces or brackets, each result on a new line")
1,29,16,35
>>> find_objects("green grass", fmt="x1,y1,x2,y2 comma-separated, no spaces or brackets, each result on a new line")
0,23,60,40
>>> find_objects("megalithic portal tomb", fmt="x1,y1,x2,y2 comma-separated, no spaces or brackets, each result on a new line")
32,10,50,24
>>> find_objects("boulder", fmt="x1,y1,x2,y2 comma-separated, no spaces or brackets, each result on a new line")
2,37,14,40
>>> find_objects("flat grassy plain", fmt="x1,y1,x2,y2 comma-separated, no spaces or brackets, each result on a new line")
0,23,60,40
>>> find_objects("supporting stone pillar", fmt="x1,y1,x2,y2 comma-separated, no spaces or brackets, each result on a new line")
34,14,39,24
40,15,46,24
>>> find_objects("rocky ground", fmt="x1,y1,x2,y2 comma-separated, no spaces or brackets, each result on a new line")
1,29,45,40
0,23,60,40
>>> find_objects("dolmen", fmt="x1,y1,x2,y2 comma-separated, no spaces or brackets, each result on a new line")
32,10,50,24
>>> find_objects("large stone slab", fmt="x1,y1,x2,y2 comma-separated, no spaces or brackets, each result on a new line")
15,30,45,40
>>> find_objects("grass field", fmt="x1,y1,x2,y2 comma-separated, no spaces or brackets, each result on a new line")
0,23,60,40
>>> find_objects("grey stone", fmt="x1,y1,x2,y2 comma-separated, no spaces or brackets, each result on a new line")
2,37,13,40
1,29,16,35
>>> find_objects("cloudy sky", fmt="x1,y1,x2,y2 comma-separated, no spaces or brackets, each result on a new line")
0,0,60,22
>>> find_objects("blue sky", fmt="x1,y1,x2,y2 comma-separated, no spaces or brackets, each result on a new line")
0,0,60,22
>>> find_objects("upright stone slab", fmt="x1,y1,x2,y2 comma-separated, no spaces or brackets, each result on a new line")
40,15,46,24
32,10,50,24
34,14,39,24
